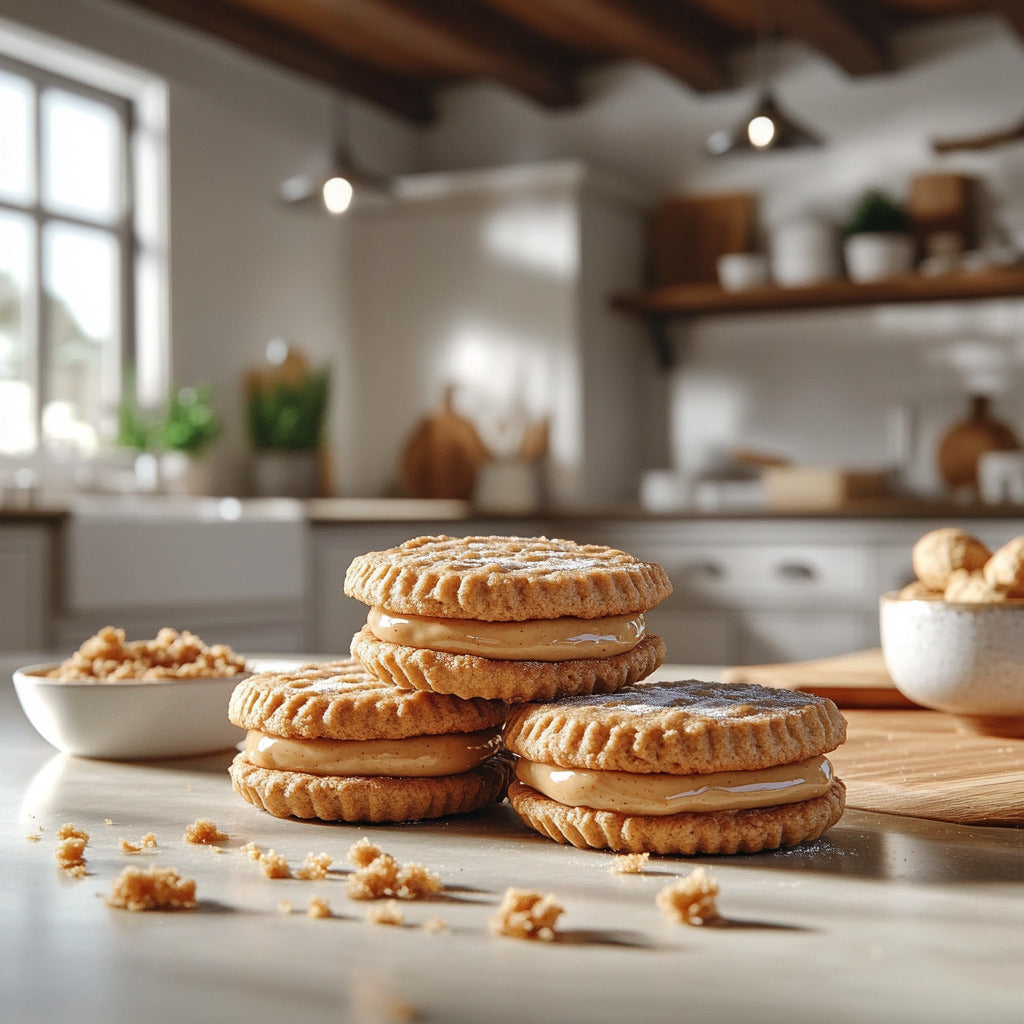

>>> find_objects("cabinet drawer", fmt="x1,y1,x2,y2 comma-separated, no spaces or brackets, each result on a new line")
661,544,872,607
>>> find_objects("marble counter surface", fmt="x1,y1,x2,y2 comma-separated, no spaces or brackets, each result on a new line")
3,655,1023,1024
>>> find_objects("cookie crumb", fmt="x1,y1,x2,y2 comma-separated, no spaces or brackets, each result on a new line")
257,849,291,879
610,852,650,874
295,851,333,880
55,823,89,877
488,888,563,941
278,899,293,915
345,844,441,901
367,899,404,926
656,867,720,926
26,833,42,843
240,841,263,861
106,865,196,911
183,818,227,845
119,833,158,854
423,916,449,935
307,897,332,919
104,818,114,826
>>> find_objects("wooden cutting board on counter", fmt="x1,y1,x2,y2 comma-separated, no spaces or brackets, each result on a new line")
721,648,917,708
723,649,1024,827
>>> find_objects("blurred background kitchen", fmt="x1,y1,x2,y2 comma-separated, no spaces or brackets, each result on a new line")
3,1,1024,666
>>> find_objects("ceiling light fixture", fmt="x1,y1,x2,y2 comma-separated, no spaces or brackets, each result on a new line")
279,95,391,215
706,10,823,157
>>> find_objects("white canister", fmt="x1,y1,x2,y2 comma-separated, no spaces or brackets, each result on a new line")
843,233,915,283
716,252,770,292
769,217,841,287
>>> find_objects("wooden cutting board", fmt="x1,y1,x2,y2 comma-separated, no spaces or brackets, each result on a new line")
834,710,1024,827
721,648,918,708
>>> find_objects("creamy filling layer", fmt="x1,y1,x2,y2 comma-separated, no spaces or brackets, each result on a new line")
515,756,833,815
243,728,502,778
367,606,645,661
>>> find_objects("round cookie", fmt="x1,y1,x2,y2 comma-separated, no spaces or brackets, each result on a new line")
912,527,990,591
344,534,673,622
502,679,847,856
227,658,513,823
983,536,1024,597
344,535,672,702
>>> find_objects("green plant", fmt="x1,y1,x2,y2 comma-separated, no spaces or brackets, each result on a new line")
844,189,910,236
161,381,221,455
116,378,159,451
247,368,330,450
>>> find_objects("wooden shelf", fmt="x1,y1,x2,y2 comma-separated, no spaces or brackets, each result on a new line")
612,266,1024,319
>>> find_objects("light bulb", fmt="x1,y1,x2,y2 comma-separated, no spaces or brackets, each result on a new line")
747,115,776,149
322,175,353,214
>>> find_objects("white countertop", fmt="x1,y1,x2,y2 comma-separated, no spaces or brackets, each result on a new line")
3,654,1023,1024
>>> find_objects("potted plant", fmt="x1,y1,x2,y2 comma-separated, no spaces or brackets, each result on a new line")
247,365,330,497
159,381,221,495
842,189,915,282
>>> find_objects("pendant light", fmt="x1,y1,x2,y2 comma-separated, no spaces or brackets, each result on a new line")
279,94,392,215
706,10,823,157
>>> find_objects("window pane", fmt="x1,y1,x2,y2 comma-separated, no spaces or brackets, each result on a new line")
0,69,35,205
41,88,122,223
0,211,35,453
42,221,120,453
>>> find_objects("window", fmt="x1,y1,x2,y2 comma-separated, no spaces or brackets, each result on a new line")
0,53,138,457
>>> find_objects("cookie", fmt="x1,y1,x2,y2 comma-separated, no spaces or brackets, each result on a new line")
502,679,847,855
344,535,672,702
227,658,513,823
944,568,1007,604
911,527,990,591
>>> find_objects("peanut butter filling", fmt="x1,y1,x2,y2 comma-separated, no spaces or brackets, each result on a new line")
366,607,645,661
515,756,834,815
243,728,502,778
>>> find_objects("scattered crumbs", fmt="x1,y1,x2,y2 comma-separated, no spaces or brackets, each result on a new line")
257,849,291,879
422,916,449,935
240,841,263,861
488,888,563,942
656,867,720,926
186,785,193,791
345,845,441,902
349,981,420,1023
307,897,332,919
367,899,404,927
278,899,294,915
104,818,114,826
55,823,89,877
209,846,226,854
119,834,158,854
183,818,228,845
295,851,333,880
26,833,42,843
611,852,650,875
106,864,196,911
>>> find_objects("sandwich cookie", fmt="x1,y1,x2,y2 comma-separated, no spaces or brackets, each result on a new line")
345,535,672,703
228,658,513,822
502,679,847,855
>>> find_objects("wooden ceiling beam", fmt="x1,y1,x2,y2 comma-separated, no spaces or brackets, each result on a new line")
319,0,582,108
113,0,434,122
481,0,729,93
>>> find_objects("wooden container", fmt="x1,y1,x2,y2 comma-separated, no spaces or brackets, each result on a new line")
763,466,889,510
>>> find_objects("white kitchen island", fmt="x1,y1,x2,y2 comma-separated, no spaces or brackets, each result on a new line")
2,654,1023,1024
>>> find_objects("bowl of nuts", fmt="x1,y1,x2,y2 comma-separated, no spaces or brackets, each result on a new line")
13,626,251,759
880,528,1024,736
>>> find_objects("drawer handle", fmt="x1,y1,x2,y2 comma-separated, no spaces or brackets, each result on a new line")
679,560,725,579
776,562,817,581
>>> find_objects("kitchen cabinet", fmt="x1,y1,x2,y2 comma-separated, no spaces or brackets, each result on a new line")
0,518,60,650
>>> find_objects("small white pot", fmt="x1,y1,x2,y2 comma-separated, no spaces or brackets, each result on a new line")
769,217,841,287
251,451,319,497
843,233,915,282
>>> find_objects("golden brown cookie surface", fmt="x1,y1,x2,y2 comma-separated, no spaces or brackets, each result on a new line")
502,679,846,774
230,750,515,823
351,627,666,703
344,535,673,621
911,527,990,592
228,657,507,740
507,777,846,855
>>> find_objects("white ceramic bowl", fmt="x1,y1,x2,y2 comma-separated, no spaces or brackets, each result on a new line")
12,663,249,760
879,593,1024,734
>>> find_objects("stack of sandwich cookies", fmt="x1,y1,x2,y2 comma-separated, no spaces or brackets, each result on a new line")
502,680,847,855
345,535,672,702
228,658,513,822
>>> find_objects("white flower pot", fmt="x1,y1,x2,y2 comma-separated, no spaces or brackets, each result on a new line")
251,451,319,497
843,233,915,282
769,217,841,287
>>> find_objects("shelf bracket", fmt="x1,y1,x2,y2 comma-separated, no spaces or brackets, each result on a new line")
647,316,677,370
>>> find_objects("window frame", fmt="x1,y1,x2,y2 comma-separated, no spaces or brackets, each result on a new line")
0,50,136,454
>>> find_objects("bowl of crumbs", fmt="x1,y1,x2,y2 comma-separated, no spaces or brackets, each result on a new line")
13,626,250,759
880,527,1024,736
